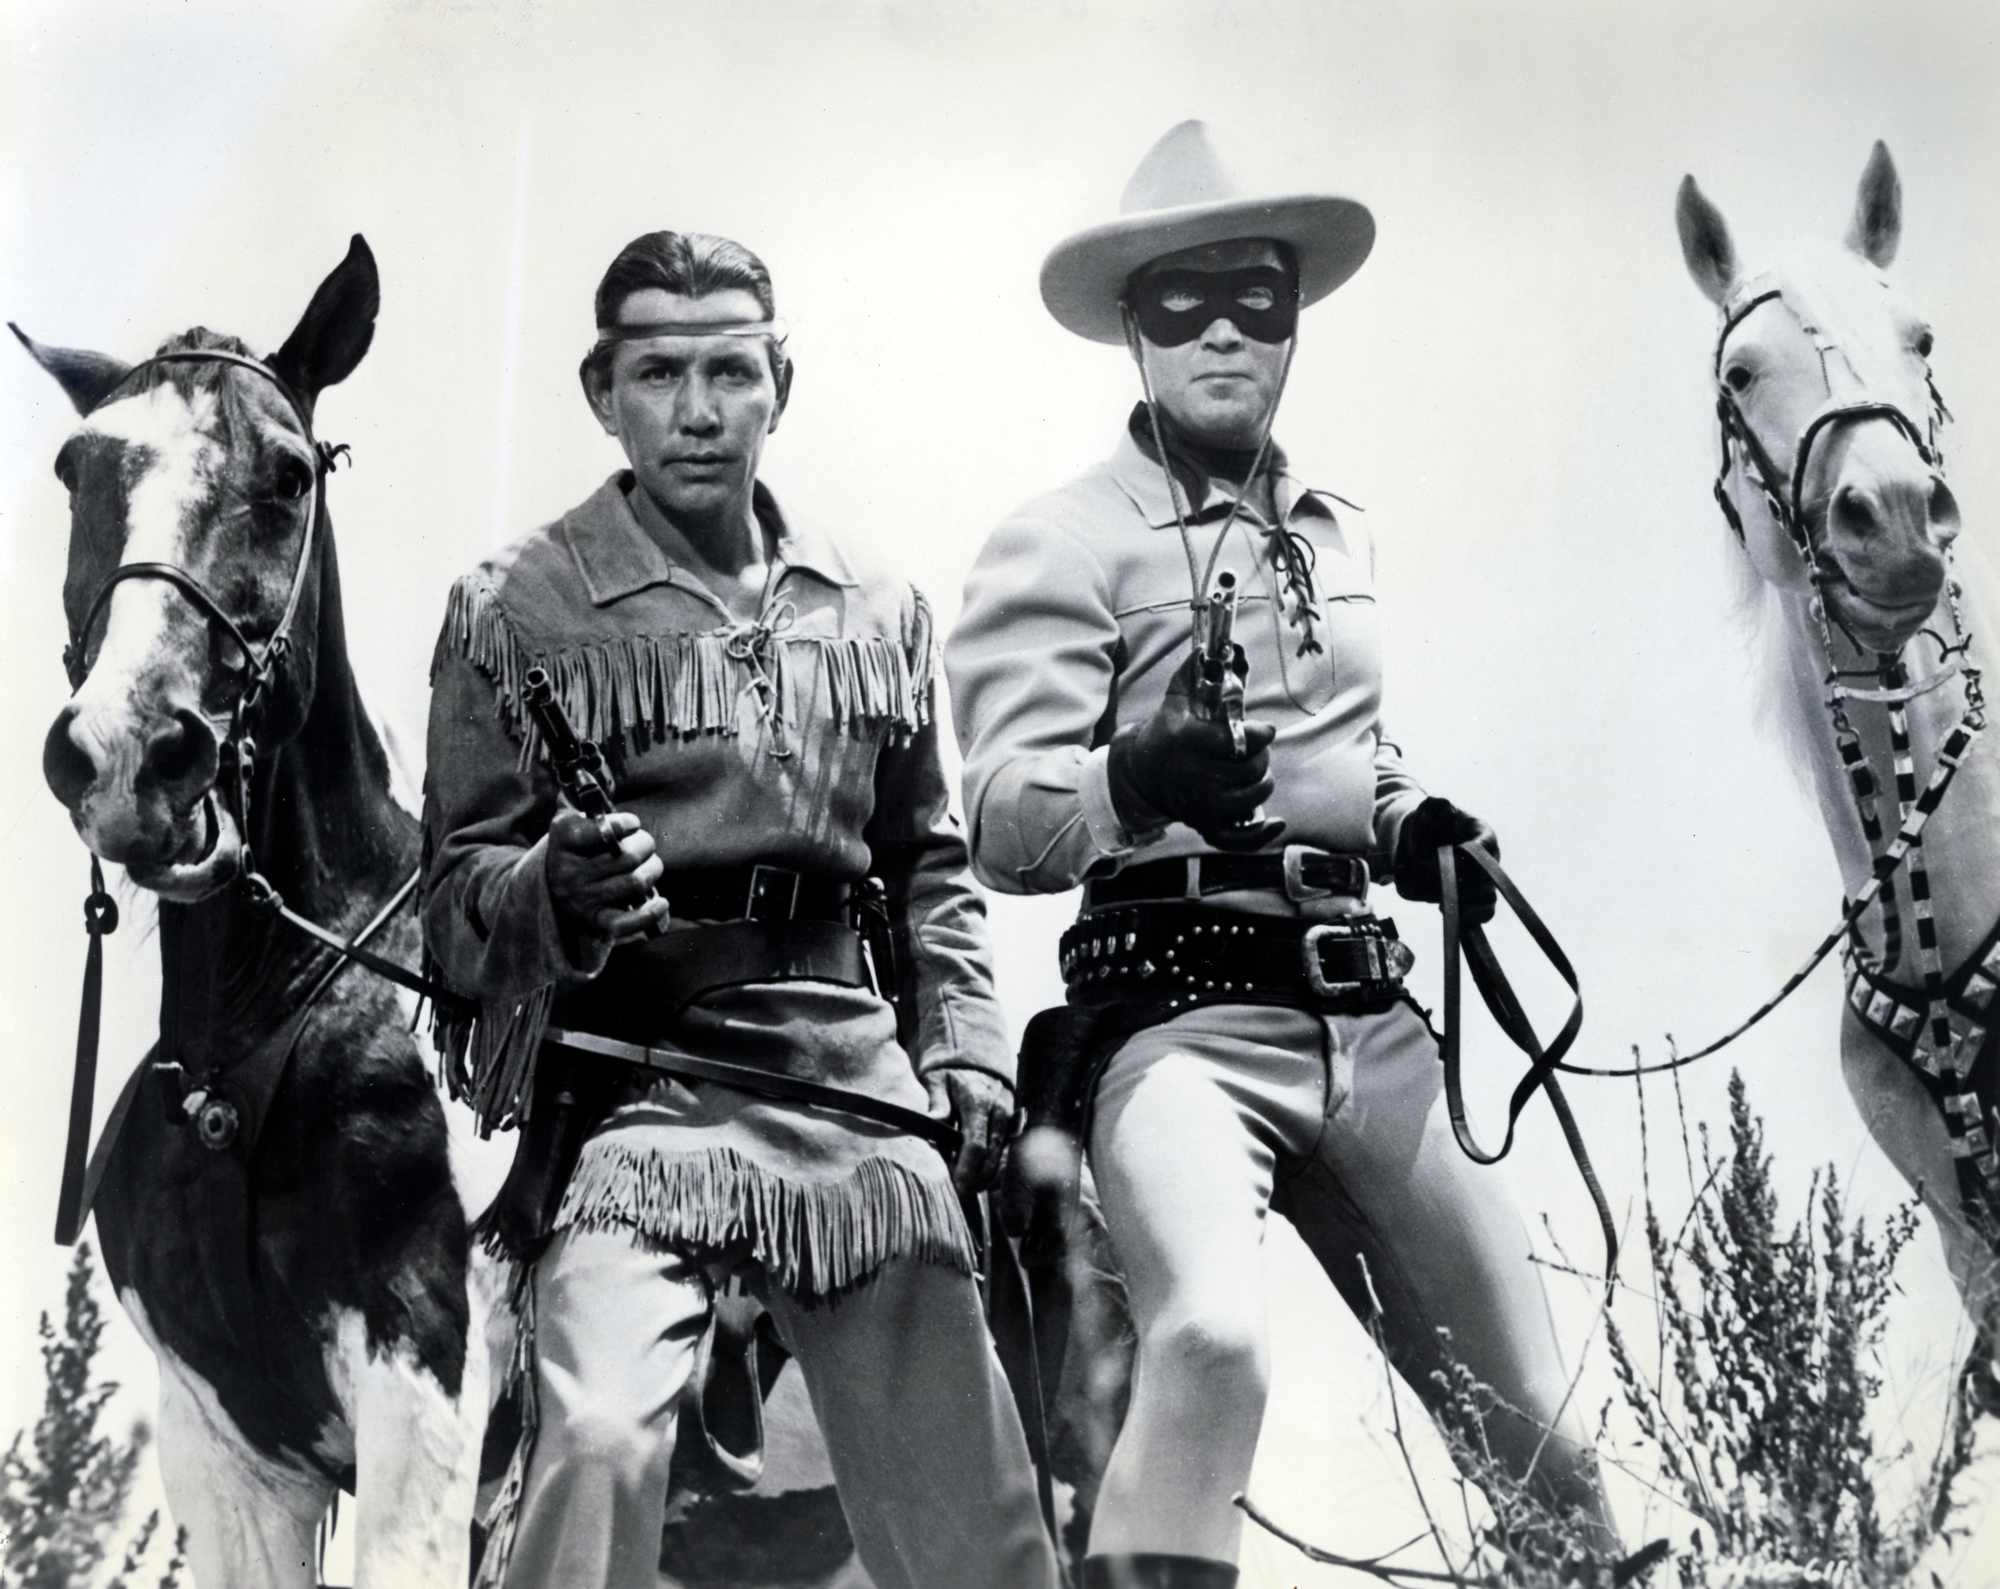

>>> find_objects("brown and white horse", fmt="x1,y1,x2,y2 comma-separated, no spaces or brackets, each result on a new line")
1676,144,2000,1385
18,238,497,1585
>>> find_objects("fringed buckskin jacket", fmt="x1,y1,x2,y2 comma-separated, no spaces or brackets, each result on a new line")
422,472,1008,1297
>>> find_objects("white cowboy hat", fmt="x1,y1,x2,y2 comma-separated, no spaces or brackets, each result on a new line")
1040,119,1376,344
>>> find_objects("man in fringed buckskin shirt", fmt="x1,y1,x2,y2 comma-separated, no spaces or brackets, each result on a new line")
946,122,1617,1587
422,230,1056,1589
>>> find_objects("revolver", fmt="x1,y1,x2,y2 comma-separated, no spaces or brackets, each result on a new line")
522,665,669,932
1189,571,1280,849
1191,570,1248,758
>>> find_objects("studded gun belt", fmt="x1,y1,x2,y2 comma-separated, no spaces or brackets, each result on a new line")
1058,903,1414,1015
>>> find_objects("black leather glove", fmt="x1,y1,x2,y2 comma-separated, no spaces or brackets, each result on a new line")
1105,652,1285,852
1393,796,1500,925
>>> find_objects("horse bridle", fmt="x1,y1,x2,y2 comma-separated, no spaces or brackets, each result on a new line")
1709,277,1950,559
62,348,344,875
52,349,456,1243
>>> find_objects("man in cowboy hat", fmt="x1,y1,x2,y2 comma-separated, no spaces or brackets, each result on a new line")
947,121,1616,1587
422,228,1057,1589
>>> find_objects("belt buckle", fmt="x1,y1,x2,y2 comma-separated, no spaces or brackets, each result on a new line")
1283,845,1333,903
1300,923,1361,998
746,864,801,923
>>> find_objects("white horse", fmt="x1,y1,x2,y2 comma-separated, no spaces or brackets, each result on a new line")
1676,143,2000,1389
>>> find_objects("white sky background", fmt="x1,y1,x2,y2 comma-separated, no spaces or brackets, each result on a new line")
4,0,1999,1583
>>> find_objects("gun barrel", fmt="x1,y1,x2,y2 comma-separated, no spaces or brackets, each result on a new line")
1203,571,1239,667
522,667,582,757
522,665,616,817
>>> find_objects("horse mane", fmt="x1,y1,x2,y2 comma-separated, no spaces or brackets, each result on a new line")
1718,524,1826,792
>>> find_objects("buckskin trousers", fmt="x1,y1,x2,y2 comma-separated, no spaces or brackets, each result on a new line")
502,1226,1059,1589
1084,1000,1613,1565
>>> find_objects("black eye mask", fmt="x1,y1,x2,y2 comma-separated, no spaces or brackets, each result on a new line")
1126,265,1300,347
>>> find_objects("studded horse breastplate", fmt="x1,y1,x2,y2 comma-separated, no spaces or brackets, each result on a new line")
1844,916,2000,1227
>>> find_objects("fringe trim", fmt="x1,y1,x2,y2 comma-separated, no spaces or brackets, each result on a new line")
431,982,555,1134
908,584,940,729
434,575,931,769
555,1142,976,1299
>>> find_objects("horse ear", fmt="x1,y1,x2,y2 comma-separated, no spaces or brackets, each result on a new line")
269,234,380,401
8,323,132,415
1844,140,1901,268
1675,175,1737,306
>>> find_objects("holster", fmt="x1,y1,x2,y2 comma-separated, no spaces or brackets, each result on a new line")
1000,1003,1134,1265
475,1058,621,1260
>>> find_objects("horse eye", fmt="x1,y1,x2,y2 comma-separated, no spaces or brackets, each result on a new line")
1724,364,1754,394
1915,329,1935,359
271,459,312,503
53,443,77,491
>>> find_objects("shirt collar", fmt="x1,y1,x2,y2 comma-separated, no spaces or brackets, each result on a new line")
1105,416,1347,531
562,472,857,607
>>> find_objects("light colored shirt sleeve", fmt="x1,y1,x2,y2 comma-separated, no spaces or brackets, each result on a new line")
1351,507,1431,872
945,511,1145,895
1370,723,1430,876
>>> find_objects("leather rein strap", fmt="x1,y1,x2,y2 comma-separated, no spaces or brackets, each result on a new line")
1439,842,1617,1295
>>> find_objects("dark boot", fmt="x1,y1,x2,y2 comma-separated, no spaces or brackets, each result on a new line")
1082,1555,1238,1588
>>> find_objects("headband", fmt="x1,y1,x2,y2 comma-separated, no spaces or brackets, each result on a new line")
592,317,789,345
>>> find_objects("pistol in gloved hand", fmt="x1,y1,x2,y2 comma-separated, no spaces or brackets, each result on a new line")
1105,584,1286,854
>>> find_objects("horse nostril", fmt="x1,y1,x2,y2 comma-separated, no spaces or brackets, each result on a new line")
43,706,99,809
1929,478,1962,548
1829,483,1880,542
140,709,220,804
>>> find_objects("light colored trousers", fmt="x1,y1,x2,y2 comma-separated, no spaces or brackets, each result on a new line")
504,1226,1059,1589
1085,999,1612,1563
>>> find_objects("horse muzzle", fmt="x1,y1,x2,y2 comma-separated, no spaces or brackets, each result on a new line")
1811,459,1958,652
44,698,243,898
1817,556,1948,654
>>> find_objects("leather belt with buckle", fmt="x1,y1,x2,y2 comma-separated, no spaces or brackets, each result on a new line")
1084,846,1370,910
658,864,853,924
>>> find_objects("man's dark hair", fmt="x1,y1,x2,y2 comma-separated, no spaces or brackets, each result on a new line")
580,230,790,391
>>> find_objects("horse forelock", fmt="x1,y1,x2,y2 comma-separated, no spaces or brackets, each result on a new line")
71,331,319,656
1720,246,1936,451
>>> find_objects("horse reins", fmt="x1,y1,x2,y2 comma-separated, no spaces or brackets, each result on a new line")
54,349,459,1245
1436,842,1619,1295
